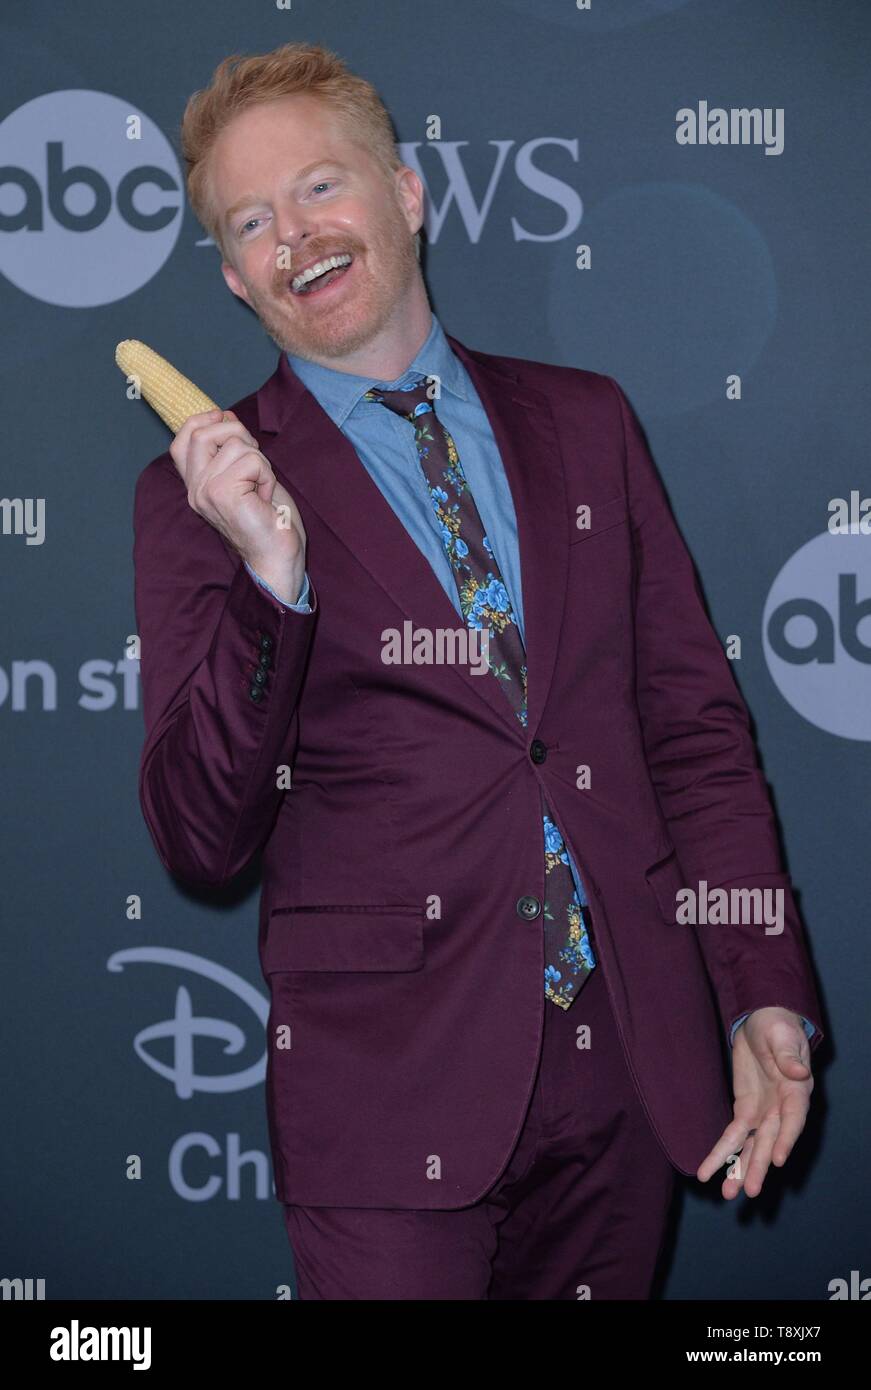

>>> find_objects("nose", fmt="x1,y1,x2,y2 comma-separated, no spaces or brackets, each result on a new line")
275,204,319,265
273,229,304,269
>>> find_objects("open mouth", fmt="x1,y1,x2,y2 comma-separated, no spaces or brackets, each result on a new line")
290,252,354,296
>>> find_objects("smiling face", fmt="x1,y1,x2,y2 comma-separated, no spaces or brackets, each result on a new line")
210,93,427,368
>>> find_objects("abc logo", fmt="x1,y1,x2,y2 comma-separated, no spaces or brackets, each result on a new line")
763,532,871,741
0,90,182,306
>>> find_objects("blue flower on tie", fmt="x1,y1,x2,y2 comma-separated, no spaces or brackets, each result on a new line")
432,486,448,504
468,590,489,627
484,578,510,613
543,814,567,859
455,537,468,558
545,965,562,988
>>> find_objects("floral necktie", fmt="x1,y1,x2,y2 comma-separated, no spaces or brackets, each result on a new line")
363,379,596,1009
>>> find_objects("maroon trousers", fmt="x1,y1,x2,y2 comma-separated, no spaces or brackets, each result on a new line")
281,962,675,1300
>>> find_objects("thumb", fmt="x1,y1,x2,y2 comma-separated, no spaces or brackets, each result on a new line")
772,1042,811,1080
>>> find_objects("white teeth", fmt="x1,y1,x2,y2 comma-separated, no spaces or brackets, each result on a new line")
291,253,352,293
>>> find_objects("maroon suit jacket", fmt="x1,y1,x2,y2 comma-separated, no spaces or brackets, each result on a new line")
133,334,825,1208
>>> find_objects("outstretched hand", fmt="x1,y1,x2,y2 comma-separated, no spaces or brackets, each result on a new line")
697,1008,813,1199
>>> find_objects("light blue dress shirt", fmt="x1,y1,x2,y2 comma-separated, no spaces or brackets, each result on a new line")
245,312,814,1049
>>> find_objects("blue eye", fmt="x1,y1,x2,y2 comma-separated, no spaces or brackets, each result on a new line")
312,181,333,194
239,217,261,236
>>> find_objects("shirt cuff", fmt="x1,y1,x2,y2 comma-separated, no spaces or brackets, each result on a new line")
244,561,311,611
730,1011,817,1046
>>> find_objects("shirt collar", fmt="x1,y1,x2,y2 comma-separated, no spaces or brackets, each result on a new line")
284,311,468,429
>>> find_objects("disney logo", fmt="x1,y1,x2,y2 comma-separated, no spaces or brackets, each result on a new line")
106,947,268,1098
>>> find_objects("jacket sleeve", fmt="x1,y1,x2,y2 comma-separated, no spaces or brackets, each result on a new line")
609,376,825,1053
133,453,317,886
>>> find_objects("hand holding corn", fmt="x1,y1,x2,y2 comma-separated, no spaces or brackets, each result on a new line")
117,339,306,603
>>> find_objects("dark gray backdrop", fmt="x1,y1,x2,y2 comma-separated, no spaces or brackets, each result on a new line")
2,0,868,1300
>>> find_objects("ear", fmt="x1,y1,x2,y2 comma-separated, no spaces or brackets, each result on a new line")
221,259,253,308
394,165,425,238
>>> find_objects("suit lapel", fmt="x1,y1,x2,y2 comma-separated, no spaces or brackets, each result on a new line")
255,337,570,740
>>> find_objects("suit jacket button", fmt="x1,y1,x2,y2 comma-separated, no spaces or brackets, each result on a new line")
530,739,547,764
249,685,264,702
516,895,541,920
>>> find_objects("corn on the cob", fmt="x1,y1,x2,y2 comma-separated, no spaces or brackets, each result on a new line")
115,339,221,433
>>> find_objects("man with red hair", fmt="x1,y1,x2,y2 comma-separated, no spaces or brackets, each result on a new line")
133,42,824,1300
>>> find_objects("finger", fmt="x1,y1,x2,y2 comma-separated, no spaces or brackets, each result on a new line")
173,407,223,445
772,1045,811,1081
171,413,259,487
696,1114,757,1182
186,423,262,490
721,1133,756,1200
193,447,275,514
771,1090,810,1165
169,408,224,481
740,1110,781,1197
209,455,272,516
190,418,259,457
192,433,265,479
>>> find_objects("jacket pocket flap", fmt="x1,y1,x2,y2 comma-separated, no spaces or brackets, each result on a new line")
570,494,629,543
263,905,425,972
